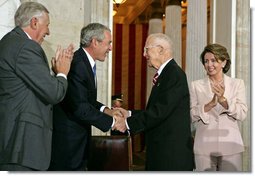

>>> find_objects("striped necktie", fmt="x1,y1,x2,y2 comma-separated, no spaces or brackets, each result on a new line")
152,72,159,86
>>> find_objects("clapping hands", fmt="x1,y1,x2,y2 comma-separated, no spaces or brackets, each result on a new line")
51,43,74,75
205,80,227,112
211,83,225,99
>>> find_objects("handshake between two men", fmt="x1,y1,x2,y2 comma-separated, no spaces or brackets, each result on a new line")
111,108,130,133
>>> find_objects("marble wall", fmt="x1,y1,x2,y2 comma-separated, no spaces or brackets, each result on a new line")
0,0,20,39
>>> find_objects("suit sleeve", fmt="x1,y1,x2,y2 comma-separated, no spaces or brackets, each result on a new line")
189,81,210,124
220,79,248,121
64,60,113,132
15,41,67,105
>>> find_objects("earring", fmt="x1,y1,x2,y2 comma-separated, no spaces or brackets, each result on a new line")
222,65,225,68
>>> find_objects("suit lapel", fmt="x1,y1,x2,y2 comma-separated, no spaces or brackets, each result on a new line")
222,74,231,100
201,77,215,102
146,59,174,108
79,48,96,88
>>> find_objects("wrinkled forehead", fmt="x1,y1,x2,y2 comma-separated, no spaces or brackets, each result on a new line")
145,36,157,45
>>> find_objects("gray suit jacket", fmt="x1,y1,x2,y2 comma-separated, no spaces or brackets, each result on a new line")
0,27,68,170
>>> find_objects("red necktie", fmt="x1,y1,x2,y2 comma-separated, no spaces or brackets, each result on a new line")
152,72,159,86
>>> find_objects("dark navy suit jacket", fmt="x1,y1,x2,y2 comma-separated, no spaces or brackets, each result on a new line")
50,47,113,170
127,59,194,171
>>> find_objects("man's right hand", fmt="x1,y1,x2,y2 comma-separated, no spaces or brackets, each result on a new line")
114,107,129,119
51,43,74,75
112,114,127,133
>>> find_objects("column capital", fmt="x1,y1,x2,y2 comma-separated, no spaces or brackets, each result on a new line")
150,0,164,19
166,0,182,6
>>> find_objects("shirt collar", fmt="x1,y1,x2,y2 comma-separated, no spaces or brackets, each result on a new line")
83,48,96,69
157,58,173,75
24,31,32,39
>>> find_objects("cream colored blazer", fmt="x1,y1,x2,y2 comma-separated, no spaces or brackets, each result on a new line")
190,75,248,156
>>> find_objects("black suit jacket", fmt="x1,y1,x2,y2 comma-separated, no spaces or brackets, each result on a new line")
49,47,113,170
127,59,194,171
0,27,67,170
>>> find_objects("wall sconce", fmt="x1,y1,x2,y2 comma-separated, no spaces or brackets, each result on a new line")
113,9,117,16
112,0,126,16
113,0,127,8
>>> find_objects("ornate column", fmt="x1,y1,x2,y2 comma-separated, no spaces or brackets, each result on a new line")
184,0,207,138
185,0,207,83
146,0,163,102
165,0,182,67
88,0,112,136
235,0,250,171
148,0,163,34
210,0,233,76
210,0,250,170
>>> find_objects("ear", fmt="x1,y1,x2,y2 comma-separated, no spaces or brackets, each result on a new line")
91,38,98,47
222,60,227,68
158,45,164,54
30,17,38,30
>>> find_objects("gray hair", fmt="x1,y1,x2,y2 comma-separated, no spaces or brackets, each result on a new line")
148,33,174,53
80,23,111,47
14,2,49,28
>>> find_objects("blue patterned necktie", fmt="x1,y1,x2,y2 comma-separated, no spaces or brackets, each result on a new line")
93,64,96,77
93,64,97,87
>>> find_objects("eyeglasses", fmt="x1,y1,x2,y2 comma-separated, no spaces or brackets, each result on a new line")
143,45,160,54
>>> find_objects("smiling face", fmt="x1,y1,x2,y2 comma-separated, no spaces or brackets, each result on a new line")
33,12,50,44
25,11,50,45
143,34,173,70
203,52,226,77
94,30,112,62
200,43,231,75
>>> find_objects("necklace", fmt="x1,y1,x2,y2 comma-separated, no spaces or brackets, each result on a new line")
209,78,224,86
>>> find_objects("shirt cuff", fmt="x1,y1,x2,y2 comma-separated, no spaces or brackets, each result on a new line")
100,106,106,112
111,117,115,128
125,119,130,130
128,110,132,117
56,73,67,79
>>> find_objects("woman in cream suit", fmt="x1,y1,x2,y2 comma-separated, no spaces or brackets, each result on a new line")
190,44,248,171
